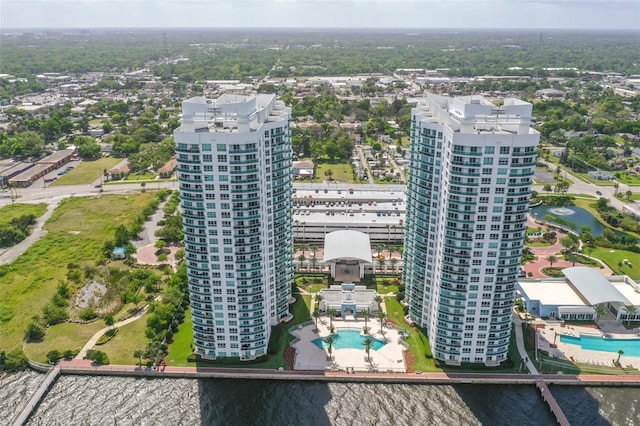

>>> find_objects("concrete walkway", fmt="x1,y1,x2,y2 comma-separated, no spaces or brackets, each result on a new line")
75,307,150,360
0,199,61,266
513,313,539,375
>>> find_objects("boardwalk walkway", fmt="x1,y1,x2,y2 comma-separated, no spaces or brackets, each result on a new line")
536,380,570,426
12,366,60,426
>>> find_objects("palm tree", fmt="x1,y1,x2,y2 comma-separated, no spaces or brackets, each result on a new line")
363,309,370,332
316,294,323,311
313,309,320,332
327,308,337,327
374,295,383,313
386,224,391,242
626,190,633,200
390,257,398,274
623,304,638,327
375,244,384,259
546,255,558,268
297,253,306,271
324,335,336,360
616,349,624,364
362,337,374,362
376,255,386,273
310,244,318,271
594,305,607,323
133,349,144,367
377,311,386,335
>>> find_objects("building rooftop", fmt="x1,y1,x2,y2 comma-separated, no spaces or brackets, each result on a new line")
563,267,631,305
518,279,587,306
323,230,373,263
37,149,75,164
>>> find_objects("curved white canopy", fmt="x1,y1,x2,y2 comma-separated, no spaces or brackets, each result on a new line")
563,267,631,305
322,230,373,263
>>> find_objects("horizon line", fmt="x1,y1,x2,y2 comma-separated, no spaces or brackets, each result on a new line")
2,26,639,33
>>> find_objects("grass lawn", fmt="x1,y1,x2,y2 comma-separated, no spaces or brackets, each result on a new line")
616,193,640,202
100,312,150,365
314,162,354,183
590,247,640,278
166,307,194,366
0,203,47,225
385,297,440,372
526,241,555,247
167,293,312,369
51,157,121,186
0,193,155,355
125,172,156,181
24,321,105,363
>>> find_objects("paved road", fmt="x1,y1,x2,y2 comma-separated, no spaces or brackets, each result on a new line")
534,160,634,214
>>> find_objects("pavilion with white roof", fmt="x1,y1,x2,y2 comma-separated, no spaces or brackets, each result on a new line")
322,230,373,282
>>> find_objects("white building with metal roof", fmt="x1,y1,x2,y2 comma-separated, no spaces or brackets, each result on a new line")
517,267,640,322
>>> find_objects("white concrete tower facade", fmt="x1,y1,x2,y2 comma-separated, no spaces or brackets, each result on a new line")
174,94,294,361
403,95,539,366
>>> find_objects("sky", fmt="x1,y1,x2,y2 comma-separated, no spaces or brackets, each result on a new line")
1,0,639,30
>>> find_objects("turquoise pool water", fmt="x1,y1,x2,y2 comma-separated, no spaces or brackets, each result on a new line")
560,334,640,357
312,328,386,351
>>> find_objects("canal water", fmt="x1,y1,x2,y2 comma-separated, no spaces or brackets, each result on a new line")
1,372,638,425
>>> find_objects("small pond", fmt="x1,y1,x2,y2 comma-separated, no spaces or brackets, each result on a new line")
531,205,614,237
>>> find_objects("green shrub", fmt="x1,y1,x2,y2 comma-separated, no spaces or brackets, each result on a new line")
43,304,69,325
85,349,109,365
25,321,45,341
46,349,62,364
63,349,77,360
96,328,118,345
4,348,28,370
79,308,98,321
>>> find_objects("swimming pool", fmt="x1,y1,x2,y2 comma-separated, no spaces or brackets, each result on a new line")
312,328,386,351
560,334,640,357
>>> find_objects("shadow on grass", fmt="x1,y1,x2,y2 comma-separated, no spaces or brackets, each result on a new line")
169,292,311,370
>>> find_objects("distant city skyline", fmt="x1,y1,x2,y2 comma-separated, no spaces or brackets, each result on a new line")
1,0,638,31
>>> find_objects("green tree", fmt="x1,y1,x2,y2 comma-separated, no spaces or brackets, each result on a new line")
362,337,374,362
133,349,144,367
323,335,336,360
623,305,637,327
546,255,558,268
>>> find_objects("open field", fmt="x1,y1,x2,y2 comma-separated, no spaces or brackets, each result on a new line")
590,247,640,279
0,192,155,354
24,321,105,363
0,203,47,225
51,157,121,186
314,161,355,183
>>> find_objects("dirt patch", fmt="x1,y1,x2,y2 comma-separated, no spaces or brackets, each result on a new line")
75,280,107,309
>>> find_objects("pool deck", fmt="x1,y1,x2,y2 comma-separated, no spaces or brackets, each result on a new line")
537,322,640,370
291,317,406,372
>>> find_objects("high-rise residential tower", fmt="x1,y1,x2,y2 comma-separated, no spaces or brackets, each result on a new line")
174,94,294,361
403,95,539,366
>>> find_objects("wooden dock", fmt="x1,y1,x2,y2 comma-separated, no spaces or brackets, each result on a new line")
536,380,570,426
12,366,60,426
